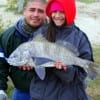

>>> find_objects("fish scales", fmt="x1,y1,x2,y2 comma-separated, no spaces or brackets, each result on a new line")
6,35,100,80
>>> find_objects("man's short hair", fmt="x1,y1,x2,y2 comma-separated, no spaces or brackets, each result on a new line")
24,0,46,7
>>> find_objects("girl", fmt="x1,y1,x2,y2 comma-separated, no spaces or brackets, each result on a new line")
21,0,93,99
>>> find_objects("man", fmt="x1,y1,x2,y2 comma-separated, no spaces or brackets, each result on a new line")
0,0,46,99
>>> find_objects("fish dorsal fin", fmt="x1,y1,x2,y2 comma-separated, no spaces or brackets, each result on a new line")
32,33,46,42
56,40,79,56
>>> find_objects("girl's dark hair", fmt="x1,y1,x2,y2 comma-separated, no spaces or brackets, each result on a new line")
46,18,66,42
46,19,56,42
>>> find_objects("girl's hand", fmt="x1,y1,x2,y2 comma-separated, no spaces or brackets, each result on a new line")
19,64,33,71
54,61,67,71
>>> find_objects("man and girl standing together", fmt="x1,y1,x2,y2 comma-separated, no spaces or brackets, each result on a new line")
0,0,93,100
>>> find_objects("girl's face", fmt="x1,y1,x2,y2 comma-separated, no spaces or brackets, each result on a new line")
51,11,66,27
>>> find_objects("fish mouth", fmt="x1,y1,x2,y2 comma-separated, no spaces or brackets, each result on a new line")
7,58,27,66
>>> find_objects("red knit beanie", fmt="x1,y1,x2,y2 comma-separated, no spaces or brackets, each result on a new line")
50,1,64,13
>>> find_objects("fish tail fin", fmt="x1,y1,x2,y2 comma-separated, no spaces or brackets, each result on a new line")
88,62,100,79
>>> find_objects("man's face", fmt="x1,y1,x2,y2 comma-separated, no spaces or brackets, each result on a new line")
23,1,46,27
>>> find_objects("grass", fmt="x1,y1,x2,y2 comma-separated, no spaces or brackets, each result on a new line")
77,0,96,3
7,78,14,98
92,45,100,63
87,77,100,100
7,45,100,99
87,45,100,100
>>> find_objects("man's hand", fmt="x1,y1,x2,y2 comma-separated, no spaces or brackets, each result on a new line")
0,90,8,100
19,64,33,71
54,61,67,71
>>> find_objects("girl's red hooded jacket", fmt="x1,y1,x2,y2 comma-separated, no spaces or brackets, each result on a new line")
46,0,76,25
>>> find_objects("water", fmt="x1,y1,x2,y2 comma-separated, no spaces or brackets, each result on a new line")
75,2,100,44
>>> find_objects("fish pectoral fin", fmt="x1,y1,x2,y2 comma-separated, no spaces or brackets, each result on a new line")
34,67,46,80
33,57,54,65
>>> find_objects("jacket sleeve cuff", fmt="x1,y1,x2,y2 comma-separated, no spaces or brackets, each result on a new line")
0,90,7,96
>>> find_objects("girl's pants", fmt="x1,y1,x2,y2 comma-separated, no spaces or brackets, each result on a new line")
12,88,30,100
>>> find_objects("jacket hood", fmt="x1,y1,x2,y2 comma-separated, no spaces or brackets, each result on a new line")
15,18,29,38
15,18,46,39
46,0,76,25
